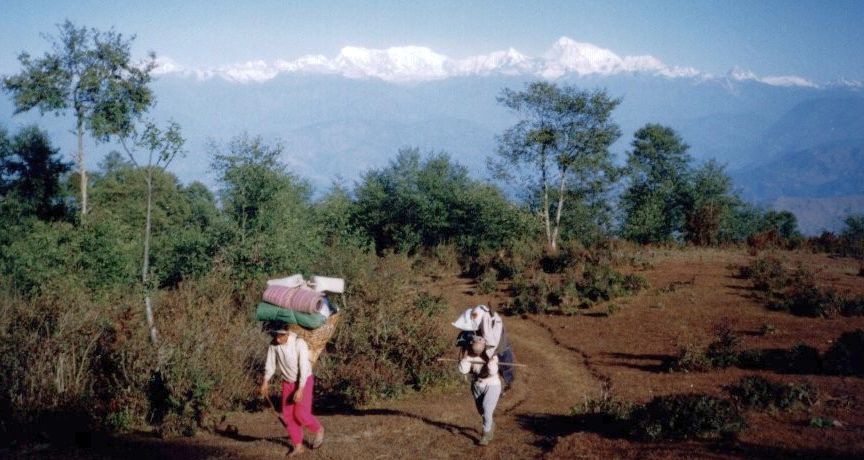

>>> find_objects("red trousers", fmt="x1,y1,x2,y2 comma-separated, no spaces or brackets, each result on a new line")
280,376,322,446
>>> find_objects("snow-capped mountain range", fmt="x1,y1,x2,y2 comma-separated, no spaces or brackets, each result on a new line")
3,37,863,233
153,36,841,89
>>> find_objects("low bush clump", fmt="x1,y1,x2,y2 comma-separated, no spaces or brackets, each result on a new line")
630,394,746,441
728,376,817,411
571,392,745,441
823,329,864,376
570,391,636,436
740,256,864,318
476,267,498,294
669,323,740,372
474,240,648,316
739,256,786,293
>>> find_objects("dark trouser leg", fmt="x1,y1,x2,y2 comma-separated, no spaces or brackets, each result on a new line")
497,347,515,387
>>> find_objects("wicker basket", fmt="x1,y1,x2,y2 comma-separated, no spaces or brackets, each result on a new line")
288,312,340,364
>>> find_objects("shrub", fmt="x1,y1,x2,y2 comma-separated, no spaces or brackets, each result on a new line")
669,323,740,372
579,264,645,303
570,391,636,436
728,376,817,411
705,323,741,368
507,269,555,314
631,394,745,440
741,257,863,318
739,256,786,293
315,253,454,406
668,343,712,372
145,274,262,436
476,267,498,295
823,329,864,376
778,284,843,318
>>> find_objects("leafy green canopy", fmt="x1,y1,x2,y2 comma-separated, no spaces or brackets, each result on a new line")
2,20,155,218
620,124,692,244
492,81,621,251
0,125,71,221
210,133,323,284
353,147,531,255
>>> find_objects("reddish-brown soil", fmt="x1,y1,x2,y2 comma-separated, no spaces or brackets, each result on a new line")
13,248,864,459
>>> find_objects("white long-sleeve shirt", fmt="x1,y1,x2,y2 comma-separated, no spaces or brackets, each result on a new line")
459,354,501,387
477,311,505,359
264,333,312,385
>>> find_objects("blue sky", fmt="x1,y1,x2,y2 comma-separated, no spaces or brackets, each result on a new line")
1,0,863,83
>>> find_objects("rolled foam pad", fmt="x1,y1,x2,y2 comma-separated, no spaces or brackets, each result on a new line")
311,275,345,293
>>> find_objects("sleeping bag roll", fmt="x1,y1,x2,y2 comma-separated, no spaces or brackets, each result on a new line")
255,302,326,329
262,285,324,314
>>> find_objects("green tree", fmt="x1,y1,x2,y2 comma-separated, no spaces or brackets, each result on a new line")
841,213,864,257
620,124,692,243
354,148,527,255
315,183,371,249
210,133,322,285
492,81,621,251
2,20,154,221
684,160,737,245
88,155,222,289
0,125,71,221
761,210,800,240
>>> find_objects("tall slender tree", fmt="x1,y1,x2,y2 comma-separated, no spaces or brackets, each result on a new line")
2,20,154,222
491,81,621,251
119,120,185,345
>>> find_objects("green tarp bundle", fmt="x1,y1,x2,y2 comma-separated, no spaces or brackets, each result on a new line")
255,302,327,329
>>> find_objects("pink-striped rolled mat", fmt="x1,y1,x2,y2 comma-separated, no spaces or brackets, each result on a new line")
262,285,324,314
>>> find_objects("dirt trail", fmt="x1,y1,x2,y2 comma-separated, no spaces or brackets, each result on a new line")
72,273,603,460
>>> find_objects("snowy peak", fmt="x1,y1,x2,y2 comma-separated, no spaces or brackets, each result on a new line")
727,66,818,88
152,36,819,88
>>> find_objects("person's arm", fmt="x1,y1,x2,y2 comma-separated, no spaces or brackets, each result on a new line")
260,345,276,397
458,349,473,375
486,355,499,377
293,339,311,403
483,318,502,359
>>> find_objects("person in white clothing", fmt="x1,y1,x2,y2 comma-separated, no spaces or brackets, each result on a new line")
459,335,501,446
471,304,516,390
260,329,324,456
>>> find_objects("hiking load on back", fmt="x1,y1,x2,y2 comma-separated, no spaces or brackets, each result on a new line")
450,304,517,446
257,273,344,457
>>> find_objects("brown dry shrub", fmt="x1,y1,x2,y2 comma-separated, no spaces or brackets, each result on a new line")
146,272,262,435
0,268,265,440
314,252,454,407
0,281,101,438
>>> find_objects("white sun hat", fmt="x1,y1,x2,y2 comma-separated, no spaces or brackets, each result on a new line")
451,308,479,331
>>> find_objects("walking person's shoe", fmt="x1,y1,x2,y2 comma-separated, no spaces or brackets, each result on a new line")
478,422,494,446
312,426,325,449
287,444,307,456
